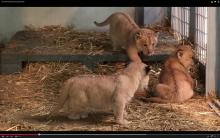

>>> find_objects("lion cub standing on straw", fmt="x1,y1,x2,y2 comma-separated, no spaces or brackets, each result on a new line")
94,12,159,62
50,62,151,125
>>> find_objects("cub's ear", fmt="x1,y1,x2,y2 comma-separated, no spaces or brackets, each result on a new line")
135,31,142,40
145,65,151,74
177,50,184,59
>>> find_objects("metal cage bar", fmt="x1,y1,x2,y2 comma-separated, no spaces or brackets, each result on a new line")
171,7,190,40
195,7,208,65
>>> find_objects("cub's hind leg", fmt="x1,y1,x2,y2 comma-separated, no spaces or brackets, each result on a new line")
155,84,173,100
111,37,122,51
67,91,88,120
110,29,122,51
68,112,89,120
67,105,84,120
141,84,173,103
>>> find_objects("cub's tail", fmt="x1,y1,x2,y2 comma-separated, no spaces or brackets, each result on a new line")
94,13,115,27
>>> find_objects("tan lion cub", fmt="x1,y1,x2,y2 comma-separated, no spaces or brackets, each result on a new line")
144,45,195,103
94,12,159,62
50,62,151,125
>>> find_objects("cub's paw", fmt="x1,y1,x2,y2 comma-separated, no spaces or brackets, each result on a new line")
116,119,131,125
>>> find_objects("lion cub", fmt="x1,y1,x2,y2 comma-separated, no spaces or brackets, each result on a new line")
144,45,195,103
50,62,151,125
94,12,159,62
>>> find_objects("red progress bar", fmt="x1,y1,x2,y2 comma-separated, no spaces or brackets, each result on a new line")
0,134,39,136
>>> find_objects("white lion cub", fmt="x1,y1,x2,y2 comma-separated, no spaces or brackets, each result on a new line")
50,62,150,125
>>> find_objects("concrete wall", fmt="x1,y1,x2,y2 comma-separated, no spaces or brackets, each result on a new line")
0,7,167,42
0,7,135,42
144,7,168,26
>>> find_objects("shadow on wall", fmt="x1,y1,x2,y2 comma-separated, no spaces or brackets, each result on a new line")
0,7,80,42
0,7,167,42
144,7,167,26
0,7,135,42
0,7,24,43
66,7,135,31
20,7,79,27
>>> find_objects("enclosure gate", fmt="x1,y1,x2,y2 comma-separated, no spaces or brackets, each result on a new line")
171,7,220,115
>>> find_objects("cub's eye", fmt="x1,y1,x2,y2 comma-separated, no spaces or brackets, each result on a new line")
144,44,148,47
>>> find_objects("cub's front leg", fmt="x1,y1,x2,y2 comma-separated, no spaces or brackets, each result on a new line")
127,46,142,63
113,98,130,125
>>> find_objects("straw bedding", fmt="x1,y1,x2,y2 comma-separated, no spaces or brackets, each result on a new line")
0,25,219,131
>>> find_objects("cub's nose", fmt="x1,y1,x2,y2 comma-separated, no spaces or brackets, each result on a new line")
147,47,154,55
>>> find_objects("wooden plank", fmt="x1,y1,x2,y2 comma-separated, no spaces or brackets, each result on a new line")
208,101,220,117
1,53,169,64
0,54,21,64
213,99,220,109
0,52,170,74
21,53,170,63
0,63,22,74
0,54,23,74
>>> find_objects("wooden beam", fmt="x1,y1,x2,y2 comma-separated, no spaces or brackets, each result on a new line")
0,53,169,74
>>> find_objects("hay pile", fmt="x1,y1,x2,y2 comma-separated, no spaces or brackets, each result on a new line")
5,25,111,55
4,25,179,55
0,62,219,131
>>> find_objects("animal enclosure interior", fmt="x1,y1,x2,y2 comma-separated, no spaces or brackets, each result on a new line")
0,7,220,131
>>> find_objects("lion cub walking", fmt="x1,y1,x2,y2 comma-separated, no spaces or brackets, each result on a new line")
50,62,151,125
144,45,195,103
94,12,159,62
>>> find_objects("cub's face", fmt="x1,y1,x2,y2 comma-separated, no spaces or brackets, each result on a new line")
177,45,194,69
135,29,159,56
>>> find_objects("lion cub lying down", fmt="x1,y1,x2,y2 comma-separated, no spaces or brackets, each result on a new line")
144,45,195,103
50,62,151,125
94,12,159,62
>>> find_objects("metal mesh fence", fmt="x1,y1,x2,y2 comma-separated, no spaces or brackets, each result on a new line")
195,7,208,65
171,7,208,65
171,7,190,40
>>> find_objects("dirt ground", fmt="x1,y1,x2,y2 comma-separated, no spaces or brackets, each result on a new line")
0,62,219,131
